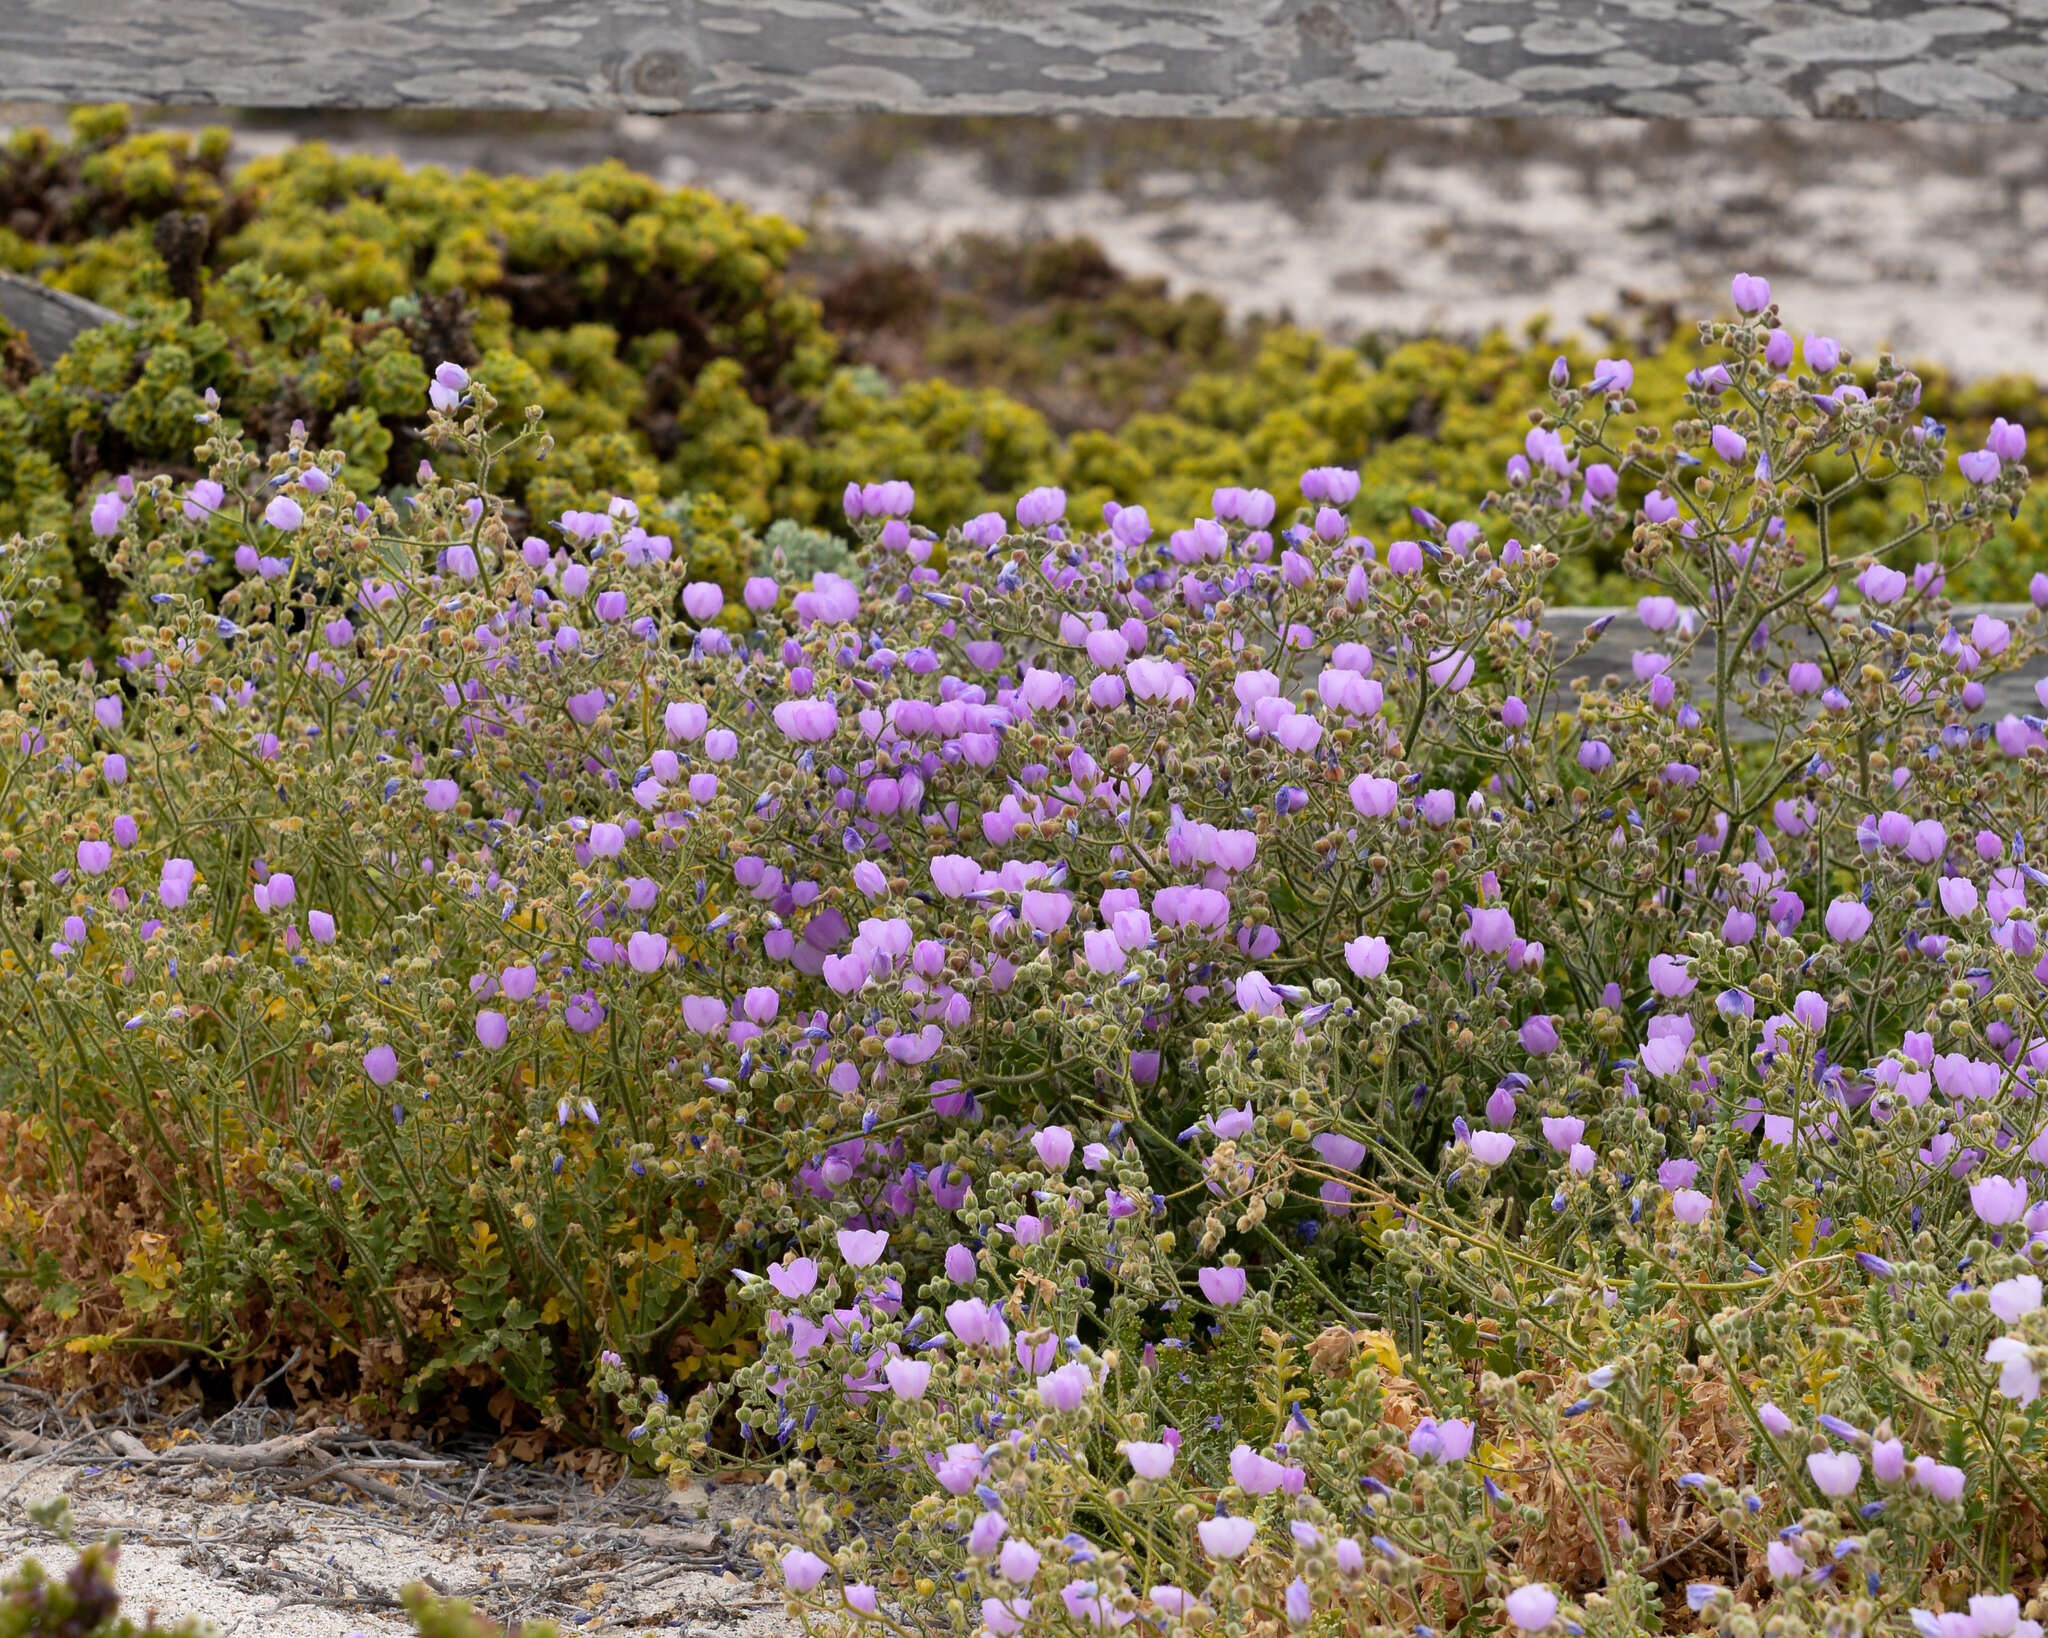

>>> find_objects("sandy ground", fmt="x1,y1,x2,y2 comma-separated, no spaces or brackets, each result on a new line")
0,1451,800,1637
76,108,2048,382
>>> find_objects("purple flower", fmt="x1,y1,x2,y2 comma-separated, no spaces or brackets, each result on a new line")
1960,447,2002,485
1408,1416,1473,1463
1505,1584,1558,1631
781,1549,829,1592
1824,898,1873,943
1196,1517,1255,1559
1711,426,1748,464
1300,466,1360,505
1037,1361,1091,1411
773,699,838,742
1730,271,1771,313
1971,1175,2028,1225
1592,357,1633,394
183,479,224,522
1469,1130,1516,1165
1016,486,1066,527
89,490,127,536
837,1228,889,1267
1197,1266,1247,1306
363,1045,399,1086
1807,1451,1862,1498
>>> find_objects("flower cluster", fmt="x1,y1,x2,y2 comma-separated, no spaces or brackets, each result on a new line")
5,275,2047,1635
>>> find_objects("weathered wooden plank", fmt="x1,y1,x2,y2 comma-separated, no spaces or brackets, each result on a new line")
0,272,127,369
4,2,2045,119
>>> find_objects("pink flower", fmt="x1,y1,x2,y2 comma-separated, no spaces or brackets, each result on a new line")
1017,486,1066,527
1671,1189,1712,1225
1990,1275,2043,1322
1344,934,1389,978
1020,890,1072,934
1986,1337,2041,1403
885,1357,932,1399
1730,271,1771,313
682,995,727,1033
1467,906,1516,954
837,1229,889,1267
1912,1458,1966,1502
362,1045,399,1086
1349,774,1398,817
1033,1126,1075,1171
1971,1175,2028,1225
1468,1130,1516,1165
1037,1361,1091,1411
1824,898,1873,942
930,855,980,897
773,699,838,742
768,1258,817,1298
1408,1417,1473,1463
781,1549,829,1591
822,954,870,996
1125,1441,1175,1478
1196,1517,1255,1558
1229,1443,1289,1493
1505,1586,1558,1633
1427,647,1474,690
1806,1451,1861,1498
1235,970,1284,1017
475,1010,509,1049
1197,1266,1247,1305
1648,953,1695,998
626,931,669,972
1081,928,1125,975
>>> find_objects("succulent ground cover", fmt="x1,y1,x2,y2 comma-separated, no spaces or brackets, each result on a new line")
3,253,2048,1638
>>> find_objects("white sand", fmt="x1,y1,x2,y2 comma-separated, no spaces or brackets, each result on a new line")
0,1458,801,1637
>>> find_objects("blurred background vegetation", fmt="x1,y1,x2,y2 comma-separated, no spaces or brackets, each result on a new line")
4,105,2045,663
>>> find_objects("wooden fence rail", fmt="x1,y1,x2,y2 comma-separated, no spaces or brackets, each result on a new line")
3,2,2044,120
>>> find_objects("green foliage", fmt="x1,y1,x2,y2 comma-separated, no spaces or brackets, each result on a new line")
8,106,2048,668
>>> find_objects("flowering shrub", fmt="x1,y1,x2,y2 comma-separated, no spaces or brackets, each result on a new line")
8,270,2048,1635
9,108,2048,668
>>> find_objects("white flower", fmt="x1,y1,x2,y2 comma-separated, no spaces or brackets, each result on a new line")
1985,1337,2041,1404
